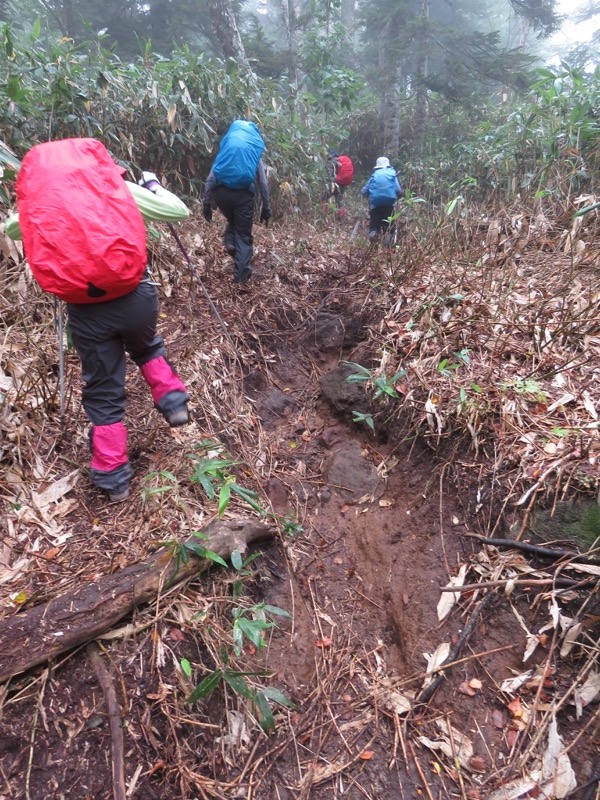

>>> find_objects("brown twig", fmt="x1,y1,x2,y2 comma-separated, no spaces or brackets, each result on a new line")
465,534,598,563
408,740,436,800
439,576,593,592
415,593,494,706
87,643,126,800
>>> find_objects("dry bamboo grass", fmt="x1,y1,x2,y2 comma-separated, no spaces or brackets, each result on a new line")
357,205,600,530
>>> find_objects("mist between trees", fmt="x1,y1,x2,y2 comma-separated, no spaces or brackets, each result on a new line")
0,0,599,211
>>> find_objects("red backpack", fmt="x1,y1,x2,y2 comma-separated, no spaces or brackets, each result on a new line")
336,155,354,186
16,138,147,304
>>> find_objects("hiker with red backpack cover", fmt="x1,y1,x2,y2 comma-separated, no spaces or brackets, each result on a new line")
327,151,354,219
5,137,191,502
203,120,271,285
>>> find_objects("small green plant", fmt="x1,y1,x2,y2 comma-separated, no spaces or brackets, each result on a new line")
437,348,471,378
232,602,291,657
188,442,265,517
141,469,178,508
160,530,229,573
344,361,407,400
503,377,548,402
352,410,375,431
402,189,426,208
279,515,304,537
230,547,263,597
550,427,573,437
185,661,293,732
445,194,464,216
183,597,293,731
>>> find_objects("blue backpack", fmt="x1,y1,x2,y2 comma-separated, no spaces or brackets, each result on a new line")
213,120,265,190
369,167,399,207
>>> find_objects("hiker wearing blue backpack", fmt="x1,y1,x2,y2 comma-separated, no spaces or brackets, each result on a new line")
202,120,271,285
361,157,402,242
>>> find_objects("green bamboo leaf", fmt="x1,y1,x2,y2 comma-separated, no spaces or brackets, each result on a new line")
237,617,271,648
262,604,291,618
192,470,215,500
186,670,222,703
261,686,295,708
342,361,371,375
232,485,264,513
223,670,254,700
218,482,231,517
255,691,276,732
180,658,192,678
183,542,228,567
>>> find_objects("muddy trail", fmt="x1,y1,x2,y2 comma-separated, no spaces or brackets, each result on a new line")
0,217,598,800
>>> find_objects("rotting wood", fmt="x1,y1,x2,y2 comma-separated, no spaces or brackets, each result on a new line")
0,519,273,684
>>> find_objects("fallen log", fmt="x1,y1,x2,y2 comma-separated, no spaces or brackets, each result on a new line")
0,519,273,684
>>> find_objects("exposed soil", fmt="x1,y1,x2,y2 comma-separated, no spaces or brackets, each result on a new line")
0,218,598,800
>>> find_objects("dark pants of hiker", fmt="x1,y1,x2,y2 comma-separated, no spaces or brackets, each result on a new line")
334,183,348,208
369,204,395,240
334,183,348,220
67,281,189,493
212,184,255,283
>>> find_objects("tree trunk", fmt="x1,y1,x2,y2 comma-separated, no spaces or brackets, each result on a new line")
378,10,402,161
0,519,273,684
341,0,355,32
414,0,430,145
284,0,301,88
206,0,250,68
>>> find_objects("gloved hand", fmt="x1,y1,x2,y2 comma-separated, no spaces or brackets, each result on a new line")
260,206,271,226
203,203,213,223
139,171,160,192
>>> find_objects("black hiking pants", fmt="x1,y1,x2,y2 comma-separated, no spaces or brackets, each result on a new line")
67,281,166,426
212,185,255,282
368,204,395,240
67,281,188,493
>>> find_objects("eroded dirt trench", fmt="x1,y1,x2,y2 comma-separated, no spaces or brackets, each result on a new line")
1,227,597,800
231,316,484,799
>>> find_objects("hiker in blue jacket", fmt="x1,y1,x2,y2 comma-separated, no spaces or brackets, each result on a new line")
361,157,402,242
203,120,271,285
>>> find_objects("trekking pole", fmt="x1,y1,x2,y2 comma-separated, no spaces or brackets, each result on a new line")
166,223,237,351
54,297,66,419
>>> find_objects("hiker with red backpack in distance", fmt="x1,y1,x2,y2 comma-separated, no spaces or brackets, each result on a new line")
361,156,402,242
202,120,271,285
327,150,354,220
5,138,191,503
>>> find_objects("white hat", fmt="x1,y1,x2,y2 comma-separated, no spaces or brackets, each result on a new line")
374,157,390,169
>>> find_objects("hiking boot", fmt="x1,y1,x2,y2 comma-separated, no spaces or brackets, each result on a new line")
165,404,190,428
108,484,130,503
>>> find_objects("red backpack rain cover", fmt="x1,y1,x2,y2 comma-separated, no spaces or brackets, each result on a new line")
336,155,354,186
16,138,147,304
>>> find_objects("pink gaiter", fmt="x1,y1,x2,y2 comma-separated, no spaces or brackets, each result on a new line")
140,356,187,405
91,422,129,472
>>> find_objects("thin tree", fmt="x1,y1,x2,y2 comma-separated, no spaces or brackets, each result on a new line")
206,0,251,68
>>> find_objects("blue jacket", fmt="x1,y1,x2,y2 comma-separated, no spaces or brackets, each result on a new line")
361,167,402,209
